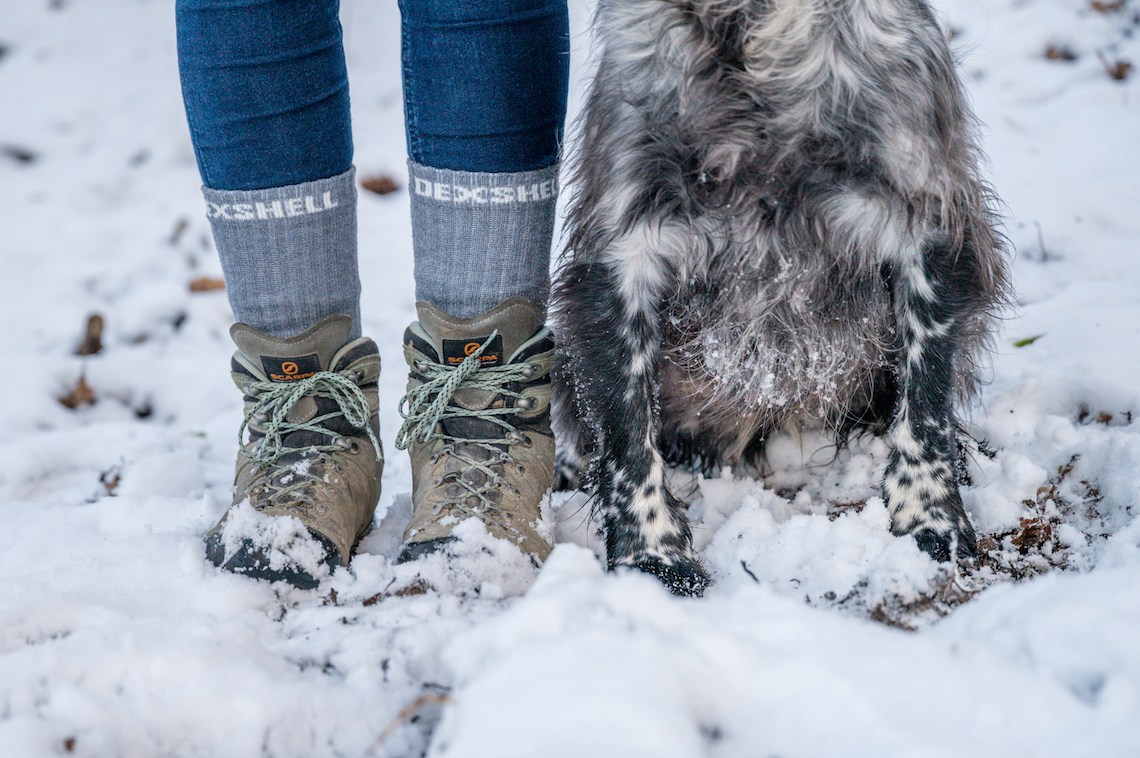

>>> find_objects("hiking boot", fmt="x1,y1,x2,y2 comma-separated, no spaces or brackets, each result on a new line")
205,315,384,588
395,297,555,564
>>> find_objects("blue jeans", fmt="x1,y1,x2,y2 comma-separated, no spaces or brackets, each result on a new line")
177,0,570,191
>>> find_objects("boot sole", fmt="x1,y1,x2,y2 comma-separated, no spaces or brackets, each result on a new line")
395,536,457,565
204,530,342,590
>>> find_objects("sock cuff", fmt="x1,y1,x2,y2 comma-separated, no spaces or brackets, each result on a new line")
408,161,558,318
202,167,357,226
203,167,361,340
408,160,559,210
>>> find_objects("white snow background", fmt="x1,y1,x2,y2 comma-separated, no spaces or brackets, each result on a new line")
1,0,1139,755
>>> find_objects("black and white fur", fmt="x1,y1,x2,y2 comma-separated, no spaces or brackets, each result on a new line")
551,0,1007,595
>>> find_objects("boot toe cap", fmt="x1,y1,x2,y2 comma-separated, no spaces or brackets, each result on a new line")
204,529,340,589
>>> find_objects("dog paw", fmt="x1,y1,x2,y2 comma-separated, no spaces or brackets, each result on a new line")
885,456,978,564
912,524,978,563
621,555,711,597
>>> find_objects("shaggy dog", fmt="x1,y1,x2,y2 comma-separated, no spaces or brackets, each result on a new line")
551,0,1007,595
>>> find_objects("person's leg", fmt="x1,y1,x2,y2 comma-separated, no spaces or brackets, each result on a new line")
399,0,569,318
177,0,361,338
395,0,569,565
177,0,381,586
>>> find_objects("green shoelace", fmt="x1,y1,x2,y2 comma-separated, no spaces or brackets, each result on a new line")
395,332,538,514
239,369,381,470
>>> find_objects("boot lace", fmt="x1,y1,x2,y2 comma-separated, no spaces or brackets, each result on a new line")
395,332,539,523
238,370,381,510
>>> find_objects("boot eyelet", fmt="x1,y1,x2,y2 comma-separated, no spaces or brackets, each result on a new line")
413,359,426,372
515,464,526,475
520,365,537,379
333,437,362,454
517,397,536,410
315,504,328,515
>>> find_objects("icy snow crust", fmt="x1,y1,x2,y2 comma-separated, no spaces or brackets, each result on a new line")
2,0,1139,755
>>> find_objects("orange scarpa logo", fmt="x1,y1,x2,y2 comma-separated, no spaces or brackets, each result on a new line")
449,341,500,364
263,354,321,382
269,368,317,381
442,335,502,366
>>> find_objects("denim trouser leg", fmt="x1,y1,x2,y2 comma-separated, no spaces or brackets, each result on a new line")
177,0,569,185
399,0,570,173
176,0,353,191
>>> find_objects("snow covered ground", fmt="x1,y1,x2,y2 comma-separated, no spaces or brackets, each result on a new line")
1,0,1138,755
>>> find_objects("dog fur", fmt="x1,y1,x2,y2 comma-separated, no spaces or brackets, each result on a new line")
550,0,1008,595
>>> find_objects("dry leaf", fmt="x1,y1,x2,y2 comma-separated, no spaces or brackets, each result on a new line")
1098,50,1133,80
394,579,429,597
361,174,400,196
76,313,104,356
1106,59,1133,80
59,376,95,409
1044,44,1078,62
189,277,226,292
1089,0,1124,12
1010,517,1052,554
362,578,430,606
100,468,120,496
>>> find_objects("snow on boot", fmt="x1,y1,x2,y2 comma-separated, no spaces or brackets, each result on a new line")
205,315,384,588
395,297,555,565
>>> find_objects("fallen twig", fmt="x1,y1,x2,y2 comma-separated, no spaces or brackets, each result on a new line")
368,692,451,755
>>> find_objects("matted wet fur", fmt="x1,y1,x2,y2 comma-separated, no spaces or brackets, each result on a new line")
551,0,1008,595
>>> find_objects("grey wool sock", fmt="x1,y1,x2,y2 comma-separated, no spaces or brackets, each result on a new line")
203,167,362,340
409,161,558,319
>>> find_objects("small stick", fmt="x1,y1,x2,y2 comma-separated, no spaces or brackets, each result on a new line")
368,693,451,755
